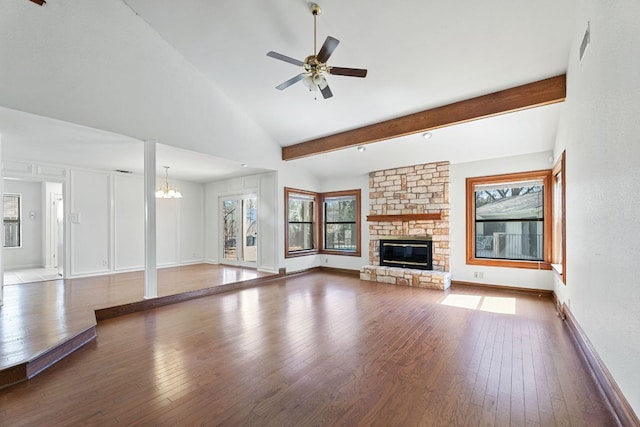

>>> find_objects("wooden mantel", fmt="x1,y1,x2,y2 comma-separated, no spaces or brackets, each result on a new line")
367,212,443,222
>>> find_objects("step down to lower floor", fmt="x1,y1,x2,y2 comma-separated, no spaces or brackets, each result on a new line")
0,326,96,390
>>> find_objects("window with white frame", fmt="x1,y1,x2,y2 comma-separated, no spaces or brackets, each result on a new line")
4,194,21,248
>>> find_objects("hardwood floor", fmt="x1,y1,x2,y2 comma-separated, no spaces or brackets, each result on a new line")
0,264,274,372
0,271,618,426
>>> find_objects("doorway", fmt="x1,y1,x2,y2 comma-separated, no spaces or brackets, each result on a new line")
221,195,257,266
51,192,64,277
2,180,64,285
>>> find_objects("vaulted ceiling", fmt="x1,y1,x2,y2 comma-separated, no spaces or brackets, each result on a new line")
1,0,578,181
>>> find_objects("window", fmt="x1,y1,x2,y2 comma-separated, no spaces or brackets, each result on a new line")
466,170,552,269
552,151,566,283
4,194,21,248
285,188,318,257
321,190,361,256
285,187,361,257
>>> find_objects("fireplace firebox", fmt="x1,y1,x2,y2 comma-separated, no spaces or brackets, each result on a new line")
379,237,433,270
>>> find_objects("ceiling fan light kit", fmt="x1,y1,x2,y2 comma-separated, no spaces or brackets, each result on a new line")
266,3,367,99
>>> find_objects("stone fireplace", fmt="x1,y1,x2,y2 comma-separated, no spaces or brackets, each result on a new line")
360,161,451,290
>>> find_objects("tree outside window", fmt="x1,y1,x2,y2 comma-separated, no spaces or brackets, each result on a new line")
321,190,361,256
285,188,361,257
285,188,318,257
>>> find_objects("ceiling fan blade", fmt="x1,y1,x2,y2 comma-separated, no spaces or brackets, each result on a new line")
316,36,339,63
319,84,333,99
329,67,368,78
267,51,304,67
276,74,306,90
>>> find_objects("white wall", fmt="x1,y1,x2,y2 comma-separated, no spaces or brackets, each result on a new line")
0,1,281,170
69,170,110,276
2,180,44,270
205,172,278,273
1,162,206,277
553,0,640,415
114,173,204,270
450,151,555,290
114,174,144,271
177,180,205,265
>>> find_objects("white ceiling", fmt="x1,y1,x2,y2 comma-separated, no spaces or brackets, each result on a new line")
1,0,577,181
0,106,266,182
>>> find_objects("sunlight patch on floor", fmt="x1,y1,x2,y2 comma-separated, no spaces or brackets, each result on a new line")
441,294,516,315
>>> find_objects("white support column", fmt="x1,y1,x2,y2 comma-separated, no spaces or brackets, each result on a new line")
144,140,157,299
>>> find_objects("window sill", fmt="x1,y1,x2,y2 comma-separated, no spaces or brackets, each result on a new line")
285,249,318,258
467,257,552,270
551,263,566,285
320,249,361,257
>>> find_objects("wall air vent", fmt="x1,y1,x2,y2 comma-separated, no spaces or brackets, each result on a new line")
580,22,590,63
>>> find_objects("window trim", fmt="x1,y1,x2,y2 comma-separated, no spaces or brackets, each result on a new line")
3,193,22,249
551,151,566,284
466,170,552,270
285,187,319,258
319,189,361,257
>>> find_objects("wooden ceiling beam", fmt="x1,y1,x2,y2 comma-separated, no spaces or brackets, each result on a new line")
282,74,566,161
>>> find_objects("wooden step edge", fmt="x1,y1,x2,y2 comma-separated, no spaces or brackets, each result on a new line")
0,325,97,390
95,274,284,321
26,326,97,379
0,363,27,390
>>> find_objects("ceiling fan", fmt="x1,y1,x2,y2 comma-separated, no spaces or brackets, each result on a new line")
266,3,367,99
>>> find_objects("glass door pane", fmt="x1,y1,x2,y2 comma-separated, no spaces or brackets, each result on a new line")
221,196,257,265
223,199,239,262
243,197,257,262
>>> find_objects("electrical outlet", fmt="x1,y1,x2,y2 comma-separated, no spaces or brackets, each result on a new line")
474,272,484,279
103,260,108,267
325,258,329,264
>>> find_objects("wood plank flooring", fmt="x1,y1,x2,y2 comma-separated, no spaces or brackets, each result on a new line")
0,271,618,426
0,264,274,371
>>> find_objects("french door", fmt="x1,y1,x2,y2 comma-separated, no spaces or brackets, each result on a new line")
221,195,257,266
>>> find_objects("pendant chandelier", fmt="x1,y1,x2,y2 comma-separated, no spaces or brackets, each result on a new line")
155,166,182,199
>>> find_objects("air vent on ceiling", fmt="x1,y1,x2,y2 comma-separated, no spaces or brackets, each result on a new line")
580,22,590,64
